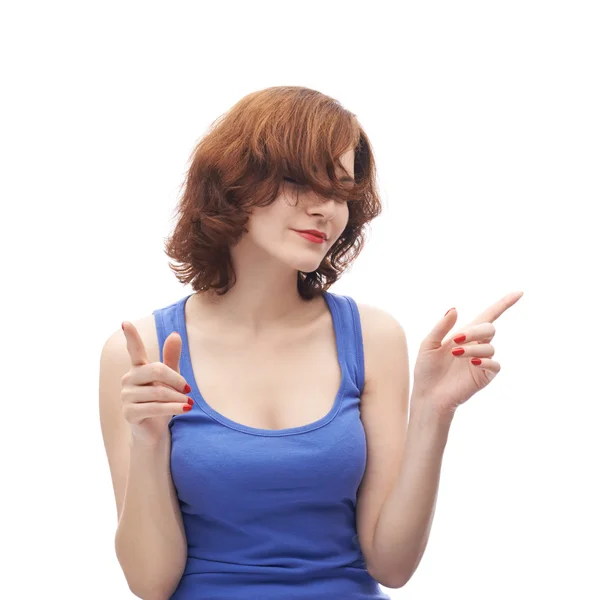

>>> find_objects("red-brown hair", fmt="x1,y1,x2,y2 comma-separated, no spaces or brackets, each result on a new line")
163,85,383,299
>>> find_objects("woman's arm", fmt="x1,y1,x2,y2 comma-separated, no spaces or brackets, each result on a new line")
100,330,187,599
115,435,187,599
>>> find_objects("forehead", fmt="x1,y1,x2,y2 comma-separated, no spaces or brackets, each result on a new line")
312,147,355,180
339,147,355,175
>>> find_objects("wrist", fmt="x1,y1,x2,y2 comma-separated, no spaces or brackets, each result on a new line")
128,429,171,451
409,396,455,430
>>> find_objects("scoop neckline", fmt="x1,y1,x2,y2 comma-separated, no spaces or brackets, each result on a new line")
176,291,348,437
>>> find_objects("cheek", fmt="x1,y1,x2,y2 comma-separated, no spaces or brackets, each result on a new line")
337,206,350,231
246,208,288,241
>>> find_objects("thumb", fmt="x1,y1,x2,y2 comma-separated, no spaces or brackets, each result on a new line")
163,330,183,375
421,307,458,350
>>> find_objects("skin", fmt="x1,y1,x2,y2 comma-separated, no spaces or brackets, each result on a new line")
188,147,355,338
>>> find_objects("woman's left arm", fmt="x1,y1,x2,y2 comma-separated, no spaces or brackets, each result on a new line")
371,404,452,588
373,290,524,588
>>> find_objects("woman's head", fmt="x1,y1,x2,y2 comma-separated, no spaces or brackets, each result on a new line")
164,85,383,300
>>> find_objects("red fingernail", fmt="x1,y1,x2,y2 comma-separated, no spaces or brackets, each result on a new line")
471,358,482,365
183,404,192,412
187,397,194,406
452,348,465,356
184,384,192,394
453,334,466,343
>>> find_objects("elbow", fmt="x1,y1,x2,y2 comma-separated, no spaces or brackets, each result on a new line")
122,567,181,600
116,550,181,600
384,563,416,589
124,574,173,600
369,564,410,590
126,571,183,600
128,584,172,600
127,583,161,600
386,574,410,589
380,574,409,590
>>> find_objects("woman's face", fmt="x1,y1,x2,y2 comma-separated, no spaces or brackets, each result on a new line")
242,148,355,274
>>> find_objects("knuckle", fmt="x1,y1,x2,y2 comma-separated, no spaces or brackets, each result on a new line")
150,362,164,381
120,388,131,404
147,384,163,401
152,384,170,402
121,403,133,421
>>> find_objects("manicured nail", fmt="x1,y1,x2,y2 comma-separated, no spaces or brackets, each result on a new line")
187,397,194,406
453,334,466,343
183,404,192,412
452,348,465,356
471,358,482,365
445,308,455,317
184,383,192,394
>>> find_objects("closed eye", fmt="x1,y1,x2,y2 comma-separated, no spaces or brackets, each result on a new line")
284,176,350,203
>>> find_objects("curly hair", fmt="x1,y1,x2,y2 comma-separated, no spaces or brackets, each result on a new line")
163,85,383,300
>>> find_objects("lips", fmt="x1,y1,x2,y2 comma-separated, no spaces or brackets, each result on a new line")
294,230,326,240
293,230,326,244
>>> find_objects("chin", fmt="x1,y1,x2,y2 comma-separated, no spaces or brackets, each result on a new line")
285,255,324,274
259,237,328,273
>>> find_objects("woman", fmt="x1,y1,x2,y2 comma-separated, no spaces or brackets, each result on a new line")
100,85,523,599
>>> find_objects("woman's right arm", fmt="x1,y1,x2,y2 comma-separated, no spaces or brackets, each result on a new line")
99,328,187,600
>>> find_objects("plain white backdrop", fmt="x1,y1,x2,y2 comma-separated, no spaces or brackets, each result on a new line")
2,1,598,598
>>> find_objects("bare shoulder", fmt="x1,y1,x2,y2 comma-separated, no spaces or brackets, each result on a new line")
354,301,404,334
354,302,407,395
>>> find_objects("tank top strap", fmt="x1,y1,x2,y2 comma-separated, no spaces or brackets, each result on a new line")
324,291,365,396
153,292,365,396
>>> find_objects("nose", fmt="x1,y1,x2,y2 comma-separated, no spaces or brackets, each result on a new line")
306,193,337,217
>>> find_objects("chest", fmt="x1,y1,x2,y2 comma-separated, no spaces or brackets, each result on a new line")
187,324,342,431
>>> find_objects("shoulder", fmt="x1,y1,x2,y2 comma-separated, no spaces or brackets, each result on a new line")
354,301,405,336
354,301,408,395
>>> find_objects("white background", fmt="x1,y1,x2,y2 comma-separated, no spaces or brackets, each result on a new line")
2,1,599,598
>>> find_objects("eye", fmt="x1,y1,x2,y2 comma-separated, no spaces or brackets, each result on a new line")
283,176,298,185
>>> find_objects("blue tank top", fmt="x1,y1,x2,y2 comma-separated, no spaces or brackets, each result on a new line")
152,291,391,599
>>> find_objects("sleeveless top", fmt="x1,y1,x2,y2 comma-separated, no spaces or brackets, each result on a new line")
152,291,391,599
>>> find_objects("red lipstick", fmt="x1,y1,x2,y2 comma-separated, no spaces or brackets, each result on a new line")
293,230,326,244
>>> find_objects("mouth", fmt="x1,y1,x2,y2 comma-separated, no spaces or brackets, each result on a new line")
292,230,327,244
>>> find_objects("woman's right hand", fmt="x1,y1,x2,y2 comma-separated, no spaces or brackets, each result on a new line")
120,321,193,446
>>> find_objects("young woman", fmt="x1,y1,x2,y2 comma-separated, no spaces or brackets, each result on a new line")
99,85,523,599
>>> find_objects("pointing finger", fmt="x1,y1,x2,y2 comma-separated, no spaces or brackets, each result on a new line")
471,290,524,326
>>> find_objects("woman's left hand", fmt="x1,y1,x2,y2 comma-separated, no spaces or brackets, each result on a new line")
411,291,524,420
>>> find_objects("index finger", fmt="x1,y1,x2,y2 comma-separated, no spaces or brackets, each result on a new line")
471,290,524,325
121,321,149,367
